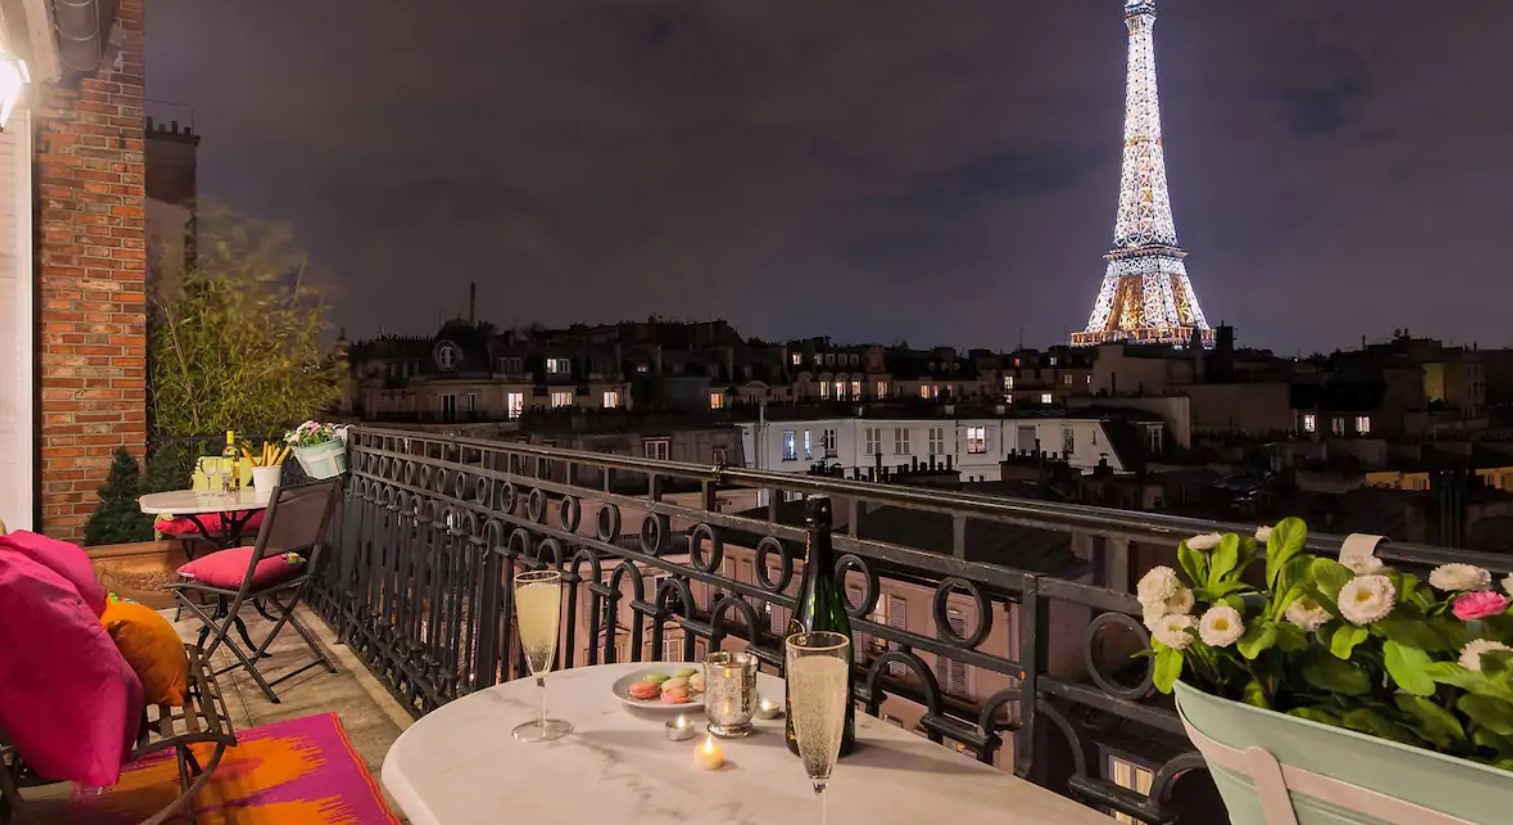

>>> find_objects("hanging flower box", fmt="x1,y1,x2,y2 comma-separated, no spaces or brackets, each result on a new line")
284,421,348,479
1139,520,1513,824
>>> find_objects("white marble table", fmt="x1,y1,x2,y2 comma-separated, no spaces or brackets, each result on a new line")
382,662,1120,825
138,488,267,516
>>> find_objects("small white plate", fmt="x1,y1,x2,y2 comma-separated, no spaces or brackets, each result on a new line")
611,665,706,712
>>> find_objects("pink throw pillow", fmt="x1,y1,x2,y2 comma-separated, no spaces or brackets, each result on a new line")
0,553,142,786
177,547,306,590
0,531,108,617
155,510,265,537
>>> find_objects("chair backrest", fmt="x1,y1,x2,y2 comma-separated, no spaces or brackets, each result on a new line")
243,477,343,587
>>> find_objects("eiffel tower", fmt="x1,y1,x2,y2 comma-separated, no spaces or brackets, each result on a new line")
1072,0,1211,347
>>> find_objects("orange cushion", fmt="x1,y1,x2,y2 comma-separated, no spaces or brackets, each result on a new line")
100,599,188,707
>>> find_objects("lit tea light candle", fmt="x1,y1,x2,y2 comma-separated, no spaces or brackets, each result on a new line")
666,715,698,742
694,735,725,770
754,696,783,719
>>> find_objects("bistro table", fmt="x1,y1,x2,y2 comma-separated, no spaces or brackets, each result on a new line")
138,488,269,551
382,662,1121,825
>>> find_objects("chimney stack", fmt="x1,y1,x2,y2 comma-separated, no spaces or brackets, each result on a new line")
468,281,477,325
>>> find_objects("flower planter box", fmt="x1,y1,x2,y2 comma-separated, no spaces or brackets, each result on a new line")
1175,680,1511,824
293,439,347,479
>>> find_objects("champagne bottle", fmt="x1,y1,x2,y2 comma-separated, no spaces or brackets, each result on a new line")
785,494,857,757
221,430,239,492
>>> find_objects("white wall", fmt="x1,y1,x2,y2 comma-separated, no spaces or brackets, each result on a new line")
0,110,34,530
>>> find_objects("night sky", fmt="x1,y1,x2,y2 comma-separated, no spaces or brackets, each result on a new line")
148,1,1513,354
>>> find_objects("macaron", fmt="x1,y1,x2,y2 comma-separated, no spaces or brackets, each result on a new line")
673,667,698,679
661,677,690,692
642,672,671,684
627,680,661,701
661,686,691,704
688,673,706,693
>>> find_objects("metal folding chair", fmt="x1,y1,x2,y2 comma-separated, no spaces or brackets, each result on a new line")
168,478,343,704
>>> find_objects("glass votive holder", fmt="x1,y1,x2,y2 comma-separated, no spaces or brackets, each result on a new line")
666,714,698,741
754,696,783,720
703,650,758,738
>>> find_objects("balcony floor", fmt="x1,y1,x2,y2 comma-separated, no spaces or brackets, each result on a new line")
18,607,412,823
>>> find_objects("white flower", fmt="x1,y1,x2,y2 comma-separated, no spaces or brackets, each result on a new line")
1254,525,1273,543
1186,533,1223,552
1459,639,1513,672
1198,606,1244,648
1429,563,1492,593
1503,574,1513,598
1339,544,1384,576
1142,587,1195,631
1284,596,1331,632
1152,613,1195,650
1338,575,1396,625
1137,566,1181,608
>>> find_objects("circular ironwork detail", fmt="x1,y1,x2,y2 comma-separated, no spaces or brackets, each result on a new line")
754,537,793,593
527,488,548,523
558,496,582,533
595,504,621,543
931,578,992,649
836,554,876,619
639,514,668,556
688,523,723,574
1082,611,1154,700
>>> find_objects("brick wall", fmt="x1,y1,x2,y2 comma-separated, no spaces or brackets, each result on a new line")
34,0,148,541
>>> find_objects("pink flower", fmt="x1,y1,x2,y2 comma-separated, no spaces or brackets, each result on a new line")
1453,591,1510,621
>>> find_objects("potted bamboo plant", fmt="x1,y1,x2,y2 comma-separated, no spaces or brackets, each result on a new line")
284,420,348,479
1141,517,1513,824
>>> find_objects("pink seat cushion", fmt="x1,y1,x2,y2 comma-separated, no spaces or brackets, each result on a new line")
155,509,265,537
0,531,108,617
0,553,142,787
177,547,306,590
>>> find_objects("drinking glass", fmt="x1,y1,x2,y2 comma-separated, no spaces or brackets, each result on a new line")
786,631,851,825
511,569,573,742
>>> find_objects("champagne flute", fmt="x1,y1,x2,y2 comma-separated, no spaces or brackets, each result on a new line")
786,631,851,825
512,569,573,742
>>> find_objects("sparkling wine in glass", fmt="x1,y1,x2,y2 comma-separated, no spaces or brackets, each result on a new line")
512,569,572,742
786,631,851,825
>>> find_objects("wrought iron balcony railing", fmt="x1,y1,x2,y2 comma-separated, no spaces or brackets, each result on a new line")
308,425,1513,825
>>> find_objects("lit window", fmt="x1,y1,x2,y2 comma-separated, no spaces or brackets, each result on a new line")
1013,357,1021,367
710,392,725,410
644,439,670,460
865,427,881,456
928,427,944,455
546,357,571,375
875,380,889,398
919,385,930,400
820,381,831,400
782,430,797,461
713,446,728,465
1331,417,1346,437
850,380,861,401
1049,356,1058,366
1040,393,1053,405
1005,394,1014,405
635,362,650,374
894,427,911,455
551,390,573,408
803,429,813,460
966,426,986,454
1109,756,1155,825
602,390,621,409
507,392,524,419
833,380,845,399
1063,426,1075,455
822,428,837,454
791,352,802,366
1004,375,1014,391
1302,413,1317,433
1063,374,1073,386
1355,415,1372,434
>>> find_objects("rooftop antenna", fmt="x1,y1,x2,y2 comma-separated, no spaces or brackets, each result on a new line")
468,280,477,325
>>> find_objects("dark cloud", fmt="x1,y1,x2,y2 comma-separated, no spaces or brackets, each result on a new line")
148,0,1513,352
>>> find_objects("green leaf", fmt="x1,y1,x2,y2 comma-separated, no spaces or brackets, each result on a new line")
1459,694,1513,736
1394,695,1466,748
1384,640,1436,696
1153,647,1183,694
1375,614,1448,652
1209,534,1241,587
1177,541,1207,589
1273,622,1309,652
1265,517,1308,589
1241,678,1272,710
1331,624,1369,660
1302,651,1371,695
1201,579,1249,600
1426,662,1513,702
1342,708,1419,746
1473,728,1513,760
1311,558,1355,603
1484,651,1513,680
1237,622,1278,660
1288,706,1342,727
